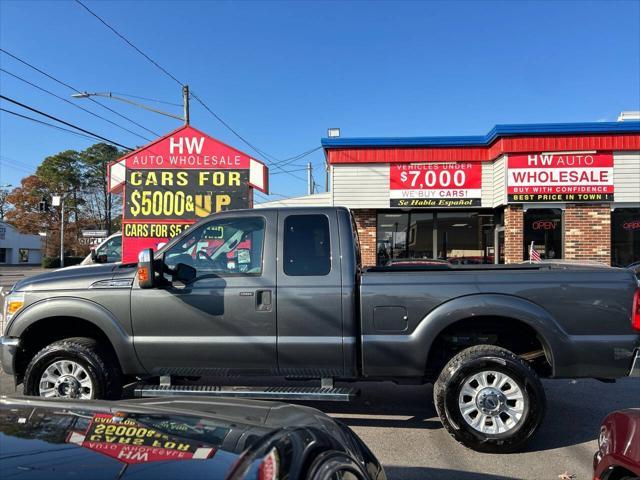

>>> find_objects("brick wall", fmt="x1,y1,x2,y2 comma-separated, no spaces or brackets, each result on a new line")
504,205,524,264
352,209,377,267
564,204,611,264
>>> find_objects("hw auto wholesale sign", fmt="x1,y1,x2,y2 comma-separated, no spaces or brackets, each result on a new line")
390,162,482,207
507,152,614,203
109,125,268,263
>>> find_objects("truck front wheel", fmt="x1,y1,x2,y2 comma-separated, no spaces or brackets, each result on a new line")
433,345,546,453
23,337,122,400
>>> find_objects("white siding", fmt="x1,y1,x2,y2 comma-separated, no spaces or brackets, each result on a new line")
614,151,640,203
481,162,493,208
493,155,507,207
332,164,390,208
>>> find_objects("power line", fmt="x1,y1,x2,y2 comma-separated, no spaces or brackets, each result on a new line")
270,167,308,175
0,48,160,137
75,0,184,87
0,154,38,175
110,91,182,107
189,91,278,161
1,107,107,143
271,146,323,167
0,95,133,150
71,1,317,182
0,67,153,142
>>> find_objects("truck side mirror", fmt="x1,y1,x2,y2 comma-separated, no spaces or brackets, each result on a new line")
173,263,197,285
90,249,98,262
138,248,155,289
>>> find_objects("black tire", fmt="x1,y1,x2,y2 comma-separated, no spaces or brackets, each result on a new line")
24,337,122,400
433,345,546,453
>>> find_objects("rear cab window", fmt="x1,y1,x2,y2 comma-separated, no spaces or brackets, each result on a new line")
283,214,331,276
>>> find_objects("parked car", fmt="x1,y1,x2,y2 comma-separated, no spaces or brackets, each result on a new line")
81,232,122,265
2,207,640,453
627,261,640,280
593,408,640,480
0,395,385,480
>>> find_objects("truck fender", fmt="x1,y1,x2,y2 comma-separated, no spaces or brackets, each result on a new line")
362,294,567,378
416,293,567,371
7,297,145,375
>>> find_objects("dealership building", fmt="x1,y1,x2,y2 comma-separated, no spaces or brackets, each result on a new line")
259,119,640,267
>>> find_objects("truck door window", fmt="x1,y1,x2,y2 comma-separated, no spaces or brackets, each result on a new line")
163,217,265,277
283,214,331,276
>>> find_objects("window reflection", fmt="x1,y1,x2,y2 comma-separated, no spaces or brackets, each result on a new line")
611,208,640,267
377,214,408,265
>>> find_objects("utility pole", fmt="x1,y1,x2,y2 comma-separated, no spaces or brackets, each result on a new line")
307,162,313,196
325,163,329,193
183,85,190,125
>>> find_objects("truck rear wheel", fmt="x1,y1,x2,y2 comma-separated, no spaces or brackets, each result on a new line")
433,345,546,453
23,337,122,400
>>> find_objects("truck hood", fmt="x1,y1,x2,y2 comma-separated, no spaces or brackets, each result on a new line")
12,263,126,292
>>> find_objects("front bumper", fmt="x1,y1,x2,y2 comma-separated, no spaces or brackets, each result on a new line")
630,348,640,377
0,336,19,375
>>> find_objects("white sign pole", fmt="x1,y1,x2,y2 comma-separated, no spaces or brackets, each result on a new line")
60,198,65,268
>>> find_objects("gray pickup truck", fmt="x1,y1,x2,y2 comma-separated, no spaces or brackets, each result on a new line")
2,207,639,453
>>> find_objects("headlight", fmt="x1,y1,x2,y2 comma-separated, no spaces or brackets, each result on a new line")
3,292,25,333
598,426,610,452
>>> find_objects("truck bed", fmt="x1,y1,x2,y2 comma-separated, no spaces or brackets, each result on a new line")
359,263,638,379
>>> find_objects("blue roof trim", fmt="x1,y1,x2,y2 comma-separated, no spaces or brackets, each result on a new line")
321,121,640,148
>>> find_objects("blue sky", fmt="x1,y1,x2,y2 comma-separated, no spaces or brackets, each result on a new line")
1,0,639,199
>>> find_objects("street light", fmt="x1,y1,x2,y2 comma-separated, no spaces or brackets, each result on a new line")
72,85,190,124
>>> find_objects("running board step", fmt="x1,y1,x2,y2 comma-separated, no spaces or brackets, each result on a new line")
133,384,358,402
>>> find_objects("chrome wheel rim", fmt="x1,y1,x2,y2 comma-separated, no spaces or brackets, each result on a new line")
39,360,94,399
458,370,525,435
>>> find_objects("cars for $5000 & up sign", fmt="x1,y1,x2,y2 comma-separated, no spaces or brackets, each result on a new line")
108,125,268,263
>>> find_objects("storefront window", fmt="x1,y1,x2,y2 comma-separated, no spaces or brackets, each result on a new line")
437,212,495,264
19,249,29,263
523,209,562,261
376,211,495,265
611,208,640,267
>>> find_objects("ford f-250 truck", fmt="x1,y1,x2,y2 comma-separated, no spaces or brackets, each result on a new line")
2,207,639,453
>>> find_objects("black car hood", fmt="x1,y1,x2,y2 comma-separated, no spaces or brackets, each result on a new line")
12,264,126,292
0,396,340,480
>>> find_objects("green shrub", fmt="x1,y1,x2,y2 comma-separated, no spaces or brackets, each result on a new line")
41,256,84,268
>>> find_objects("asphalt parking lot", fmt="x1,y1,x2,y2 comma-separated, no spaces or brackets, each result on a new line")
1,266,638,479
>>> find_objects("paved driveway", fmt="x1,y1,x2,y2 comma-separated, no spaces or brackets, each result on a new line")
0,265,46,289
1,371,638,479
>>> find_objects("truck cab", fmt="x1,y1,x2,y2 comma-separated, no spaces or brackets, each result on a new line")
131,207,359,378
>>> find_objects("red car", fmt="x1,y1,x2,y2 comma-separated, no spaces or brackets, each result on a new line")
594,409,640,480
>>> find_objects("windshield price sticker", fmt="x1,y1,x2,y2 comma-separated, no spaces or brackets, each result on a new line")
390,162,482,207
507,152,614,203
